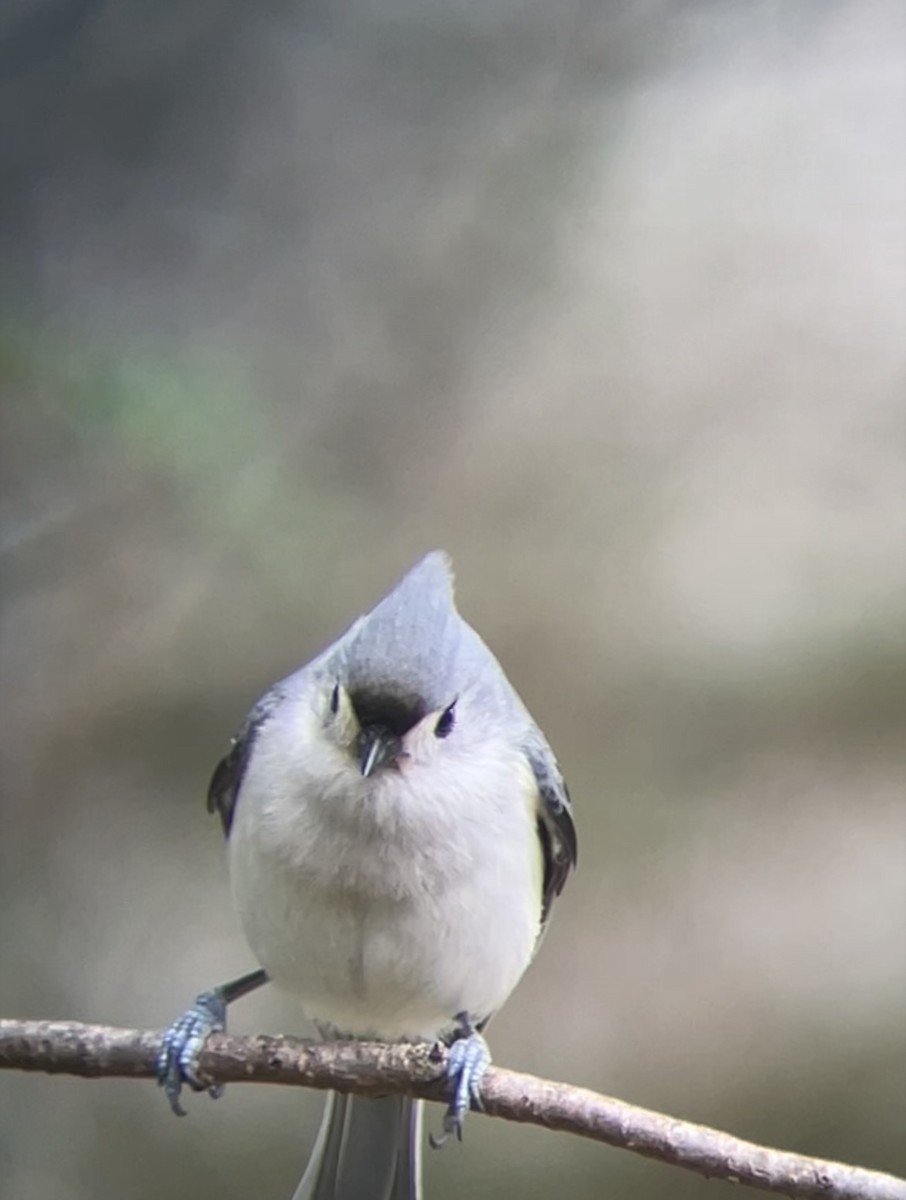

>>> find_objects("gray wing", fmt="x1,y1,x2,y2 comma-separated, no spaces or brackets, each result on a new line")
207,688,282,837
525,743,577,925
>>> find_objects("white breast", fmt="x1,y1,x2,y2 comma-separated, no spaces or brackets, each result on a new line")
227,709,544,1040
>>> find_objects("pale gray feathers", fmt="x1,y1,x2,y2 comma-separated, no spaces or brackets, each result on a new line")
208,551,575,920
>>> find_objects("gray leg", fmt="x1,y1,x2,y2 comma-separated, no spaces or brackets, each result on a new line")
430,1012,491,1147
157,968,268,1115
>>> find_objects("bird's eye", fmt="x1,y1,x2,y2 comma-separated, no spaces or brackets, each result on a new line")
330,683,341,715
434,700,456,739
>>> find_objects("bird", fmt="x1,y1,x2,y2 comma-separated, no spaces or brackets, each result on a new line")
158,550,577,1200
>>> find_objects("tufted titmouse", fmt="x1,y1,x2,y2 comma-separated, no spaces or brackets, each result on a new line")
158,551,577,1199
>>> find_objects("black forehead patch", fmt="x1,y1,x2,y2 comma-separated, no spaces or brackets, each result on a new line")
349,687,427,736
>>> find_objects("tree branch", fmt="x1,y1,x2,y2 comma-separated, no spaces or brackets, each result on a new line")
0,1018,902,1200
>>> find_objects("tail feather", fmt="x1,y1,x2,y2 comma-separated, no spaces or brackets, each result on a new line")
293,1093,422,1200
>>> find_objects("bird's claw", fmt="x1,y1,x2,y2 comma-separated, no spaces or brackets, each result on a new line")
156,988,228,1116
430,1016,491,1149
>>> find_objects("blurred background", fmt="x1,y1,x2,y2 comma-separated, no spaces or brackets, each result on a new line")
1,1,904,1198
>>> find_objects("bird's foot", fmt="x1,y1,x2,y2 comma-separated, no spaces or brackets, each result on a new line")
156,968,268,1115
430,1013,491,1148
157,988,228,1116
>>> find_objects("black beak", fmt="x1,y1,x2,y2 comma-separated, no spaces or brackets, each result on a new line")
358,726,402,777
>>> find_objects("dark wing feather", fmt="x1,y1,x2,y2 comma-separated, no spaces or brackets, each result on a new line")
207,690,281,837
526,745,578,925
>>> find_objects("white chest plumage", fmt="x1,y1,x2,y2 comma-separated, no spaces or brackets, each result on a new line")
228,712,544,1040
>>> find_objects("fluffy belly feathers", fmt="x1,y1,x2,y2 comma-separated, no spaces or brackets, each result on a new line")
228,745,543,1039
